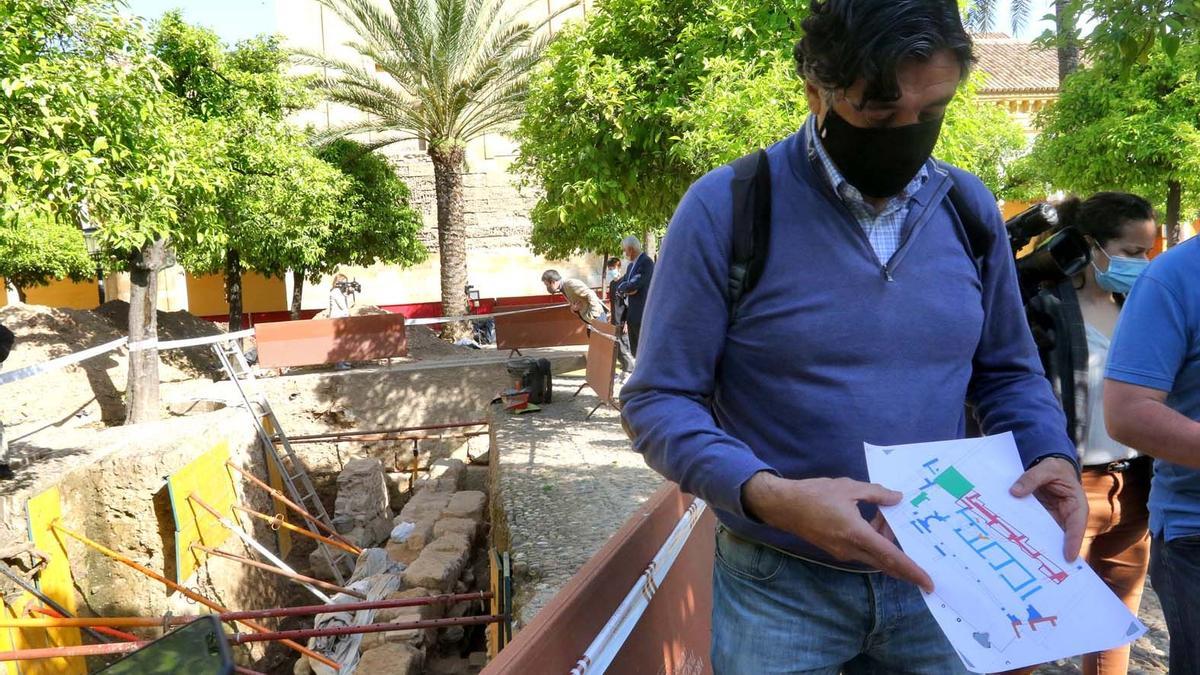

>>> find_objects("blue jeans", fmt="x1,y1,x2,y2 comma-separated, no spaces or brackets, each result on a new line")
1150,534,1200,675
712,525,968,674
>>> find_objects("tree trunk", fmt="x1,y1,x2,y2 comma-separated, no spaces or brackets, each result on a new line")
643,230,658,259
290,269,305,321
226,248,244,332
125,239,168,425
1054,0,1080,83
429,144,471,340
14,286,26,303
1166,180,1183,248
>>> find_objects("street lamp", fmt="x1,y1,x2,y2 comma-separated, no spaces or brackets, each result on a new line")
78,206,105,305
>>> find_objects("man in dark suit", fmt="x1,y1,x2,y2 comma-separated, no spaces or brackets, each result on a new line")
615,236,654,356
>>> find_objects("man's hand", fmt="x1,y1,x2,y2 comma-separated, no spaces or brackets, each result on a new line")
742,472,933,593
1009,457,1087,561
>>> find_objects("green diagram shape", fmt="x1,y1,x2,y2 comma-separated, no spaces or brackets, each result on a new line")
934,466,975,499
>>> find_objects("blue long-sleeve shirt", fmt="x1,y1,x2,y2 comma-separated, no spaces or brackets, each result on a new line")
620,124,1076,568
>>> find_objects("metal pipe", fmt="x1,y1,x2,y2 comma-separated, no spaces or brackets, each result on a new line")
286,430,488,445
0,641,144,661
29,607,138,642
0,592,493,629
0,643,269,672
226,463,361,553
0,562,113,645
229,615,507,645
191,546,365,600
189,495,331,604
232,505,360,556
48,521,340,671
283,420,487,442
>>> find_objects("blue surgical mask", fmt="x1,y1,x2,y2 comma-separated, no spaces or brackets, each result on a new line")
1092,247,1150,294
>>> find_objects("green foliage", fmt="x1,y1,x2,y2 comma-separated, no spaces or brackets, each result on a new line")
937,76,1027,194
315,139,428,276
1081,0,1200,70
515,0,806,258
515,0,1028,258
1018,44,1200,218
0,0,197,286
0,214,94,289
152,15,347,283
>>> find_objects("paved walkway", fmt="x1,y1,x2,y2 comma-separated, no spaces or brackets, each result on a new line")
492,373,663,630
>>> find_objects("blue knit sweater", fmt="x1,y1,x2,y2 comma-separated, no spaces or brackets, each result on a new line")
620,124,1075,568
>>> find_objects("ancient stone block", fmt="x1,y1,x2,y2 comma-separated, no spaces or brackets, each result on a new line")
432,517,478,542
357,642,422,675
442,491,486,521
397,489,452,524
402,534,471,592
333,458,391,548
385,540,420,566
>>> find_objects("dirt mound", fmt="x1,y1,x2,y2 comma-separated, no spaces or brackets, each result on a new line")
407,325,473,359
95,301,222,375
0,302,223,433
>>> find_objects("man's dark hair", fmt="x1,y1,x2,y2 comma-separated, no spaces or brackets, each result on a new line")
795,0,974,104
541,269,562,283
605,257,621,269
1055,192,1156,247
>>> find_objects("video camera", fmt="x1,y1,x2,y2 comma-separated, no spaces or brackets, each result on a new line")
1005,203,1092,302
335,279,362,295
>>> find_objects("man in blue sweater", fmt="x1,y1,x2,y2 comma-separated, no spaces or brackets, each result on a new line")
620,1,1086,672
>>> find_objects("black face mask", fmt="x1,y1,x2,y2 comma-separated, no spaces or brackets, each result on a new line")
817,108,944,199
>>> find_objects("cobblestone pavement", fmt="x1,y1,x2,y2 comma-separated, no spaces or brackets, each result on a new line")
493,374,663,629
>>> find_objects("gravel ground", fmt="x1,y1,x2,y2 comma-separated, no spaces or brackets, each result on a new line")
492,373,663,629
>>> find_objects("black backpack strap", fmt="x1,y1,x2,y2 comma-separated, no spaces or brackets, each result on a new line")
727,149,771,319
941,165,993,272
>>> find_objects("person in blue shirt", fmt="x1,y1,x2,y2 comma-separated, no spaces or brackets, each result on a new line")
620,1,1086,672
614,235,655,356
1104,235,1200,675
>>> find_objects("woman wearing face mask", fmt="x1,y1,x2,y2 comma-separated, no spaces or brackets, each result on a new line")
1023,191,1158,675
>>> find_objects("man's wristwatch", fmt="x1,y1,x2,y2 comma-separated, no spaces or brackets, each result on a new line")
1028,453,1081,475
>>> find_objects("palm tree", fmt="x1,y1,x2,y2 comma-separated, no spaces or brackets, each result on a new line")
301,0,571,338
966,0,1078,83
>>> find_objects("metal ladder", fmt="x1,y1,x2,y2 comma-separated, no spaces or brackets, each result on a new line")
211,338,353,586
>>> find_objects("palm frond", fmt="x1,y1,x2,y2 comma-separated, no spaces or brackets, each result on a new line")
966,0,997,33
1009,0,1032,35
312,0,564,149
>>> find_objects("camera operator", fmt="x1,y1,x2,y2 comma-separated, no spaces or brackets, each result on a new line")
328,273,357,319
1022,192,1157,675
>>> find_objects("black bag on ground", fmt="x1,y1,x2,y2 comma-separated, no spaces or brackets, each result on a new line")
505,358,553,404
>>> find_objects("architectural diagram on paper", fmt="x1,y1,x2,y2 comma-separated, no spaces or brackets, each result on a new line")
866,433,1146,673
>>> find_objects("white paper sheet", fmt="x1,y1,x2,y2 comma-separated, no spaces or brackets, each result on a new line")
865,433,1146,673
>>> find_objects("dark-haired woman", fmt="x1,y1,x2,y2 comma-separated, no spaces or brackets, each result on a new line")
1026,192,1158,675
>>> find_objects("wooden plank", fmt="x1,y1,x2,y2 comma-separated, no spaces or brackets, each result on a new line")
585,321,618,404
22,486,85,675
494,304,589,351
255,314,409,368
483,485,715,675
166,441,236,584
